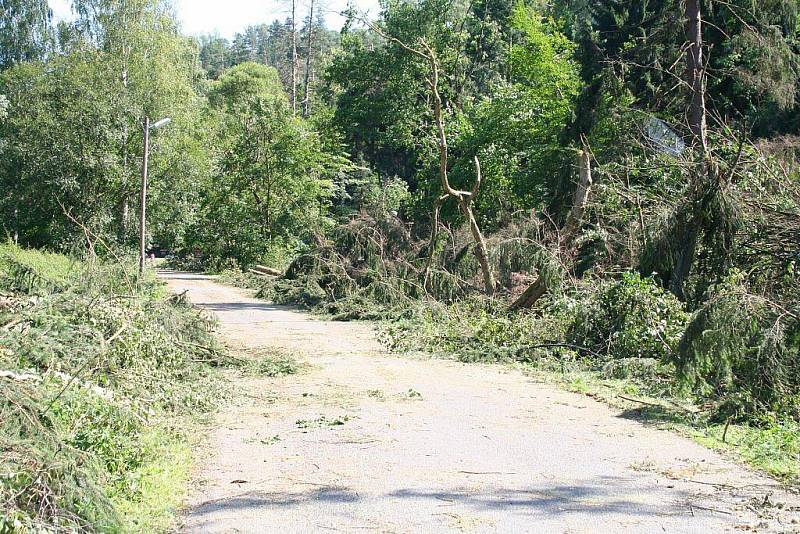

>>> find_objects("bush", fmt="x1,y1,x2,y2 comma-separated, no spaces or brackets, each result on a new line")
567,272,689,361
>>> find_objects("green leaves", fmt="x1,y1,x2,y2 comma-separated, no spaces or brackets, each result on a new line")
208,62,286,111
568,272,689,361
0,0,53,69
186,63,344,268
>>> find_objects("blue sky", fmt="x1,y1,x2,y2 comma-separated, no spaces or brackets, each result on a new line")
49,0,381,38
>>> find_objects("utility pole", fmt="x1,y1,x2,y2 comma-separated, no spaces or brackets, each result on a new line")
138,116,171,276
139,116,150,276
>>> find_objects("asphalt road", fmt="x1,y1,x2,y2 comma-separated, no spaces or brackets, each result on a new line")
161,271,798,534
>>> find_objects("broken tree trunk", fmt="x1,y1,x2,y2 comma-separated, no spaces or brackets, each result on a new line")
562,148,592,242
251,265,283,277
458,157,495,295
422,40,496,295
361,25,497,294
669,0,710,301
509,146,592,311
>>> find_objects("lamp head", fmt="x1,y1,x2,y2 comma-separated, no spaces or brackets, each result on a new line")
150,117,172,130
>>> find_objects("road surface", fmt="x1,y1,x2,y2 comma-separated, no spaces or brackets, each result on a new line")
161,271,798,533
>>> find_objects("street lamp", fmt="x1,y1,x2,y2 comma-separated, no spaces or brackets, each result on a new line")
139,116,171,275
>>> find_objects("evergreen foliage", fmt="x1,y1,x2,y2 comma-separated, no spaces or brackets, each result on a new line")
0,243,224,531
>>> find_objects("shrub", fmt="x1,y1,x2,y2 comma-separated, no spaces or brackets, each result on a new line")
567,272,689,361
0,243,224,531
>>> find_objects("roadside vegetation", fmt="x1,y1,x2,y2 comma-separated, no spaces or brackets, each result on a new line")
227,229,800,484
0,244,302,532
0,243,227,531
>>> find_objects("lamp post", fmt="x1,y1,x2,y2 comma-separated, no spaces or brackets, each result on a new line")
139,116,171,275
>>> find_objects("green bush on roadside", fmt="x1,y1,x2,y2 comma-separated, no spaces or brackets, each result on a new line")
567,272,689,361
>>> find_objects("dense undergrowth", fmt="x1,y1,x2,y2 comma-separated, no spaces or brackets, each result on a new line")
0,244,226,532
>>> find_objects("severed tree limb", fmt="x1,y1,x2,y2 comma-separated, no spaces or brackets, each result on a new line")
510,144,593,310
509,275,548,311
562,147,593,242
456,156,496,294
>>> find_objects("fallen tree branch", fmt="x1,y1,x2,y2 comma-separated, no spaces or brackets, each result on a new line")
253,265,283,277
0,369,41,382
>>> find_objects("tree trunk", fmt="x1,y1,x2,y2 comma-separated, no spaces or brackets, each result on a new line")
562,148,592,241
509,147,592,310
302,0,315,117
509,276,547,311
669,221,699,301
360,29,497,294
290,0,298,115
122,196,129,232
423,42,495,294
669,0,709,301
13,207,18,245
458,197,495,294
686,0,707,154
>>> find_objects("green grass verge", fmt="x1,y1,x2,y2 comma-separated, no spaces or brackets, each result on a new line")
110,426,193,533
216,269,268,292
517,360,800,485
377,299,800,486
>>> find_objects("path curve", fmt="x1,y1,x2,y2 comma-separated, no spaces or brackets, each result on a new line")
161,271,797,533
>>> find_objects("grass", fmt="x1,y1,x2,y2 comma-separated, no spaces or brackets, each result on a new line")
691,421,800,481
230,347,303,377
376,299,800,486
517,359,800,485
110,427,193,533
215,269,268,292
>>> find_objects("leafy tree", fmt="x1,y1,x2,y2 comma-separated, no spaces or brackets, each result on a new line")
450,6,581,225
0,56,127,247
198,34,230,78
189,62,346,267
208,61,286,110
325,0,484,191
0,0,53,69
0,0,212,251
